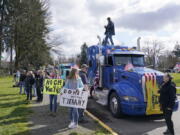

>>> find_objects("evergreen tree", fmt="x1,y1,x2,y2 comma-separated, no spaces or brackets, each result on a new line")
79,42,88,65
0,0,10,66
1,0,53,70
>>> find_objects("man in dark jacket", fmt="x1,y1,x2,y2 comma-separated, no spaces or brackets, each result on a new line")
19,70,26,94
104,17,115,45
159,74,176,135
35,70,44,102
25,71,35,101
79,64,89,123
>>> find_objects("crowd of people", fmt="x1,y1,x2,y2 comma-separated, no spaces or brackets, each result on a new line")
14,65,177,133
14,69,53,102
15,64,89,129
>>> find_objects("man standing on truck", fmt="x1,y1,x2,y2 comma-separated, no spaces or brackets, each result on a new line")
79,64,89,123
104,17,115,45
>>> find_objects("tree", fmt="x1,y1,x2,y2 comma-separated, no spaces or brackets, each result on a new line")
142,40,165,69
79,42,88,65
1,0,53,71
158,51,177,71
47,36,63,56
173,41,180,58
0,0,10,67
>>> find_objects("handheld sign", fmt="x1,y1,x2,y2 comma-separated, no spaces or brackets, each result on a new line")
43,79,64,95
59,88,89,109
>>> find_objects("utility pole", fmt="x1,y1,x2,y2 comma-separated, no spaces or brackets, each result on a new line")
137,37,141,51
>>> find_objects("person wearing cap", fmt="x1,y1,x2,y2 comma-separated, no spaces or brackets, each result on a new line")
104,17,115,45
79,64,89,87
78,64,89,123
159,74,177,135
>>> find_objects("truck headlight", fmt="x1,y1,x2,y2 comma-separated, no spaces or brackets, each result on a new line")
122,96,138,102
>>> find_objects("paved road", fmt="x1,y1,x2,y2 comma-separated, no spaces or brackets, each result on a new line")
87,96,180,135
28,95,107,135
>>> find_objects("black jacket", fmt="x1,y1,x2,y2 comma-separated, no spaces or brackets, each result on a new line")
79,70,88,85
159,81,176,109
20,74,26,82
35,75,44,88
105,21,115,35
25,75,35,87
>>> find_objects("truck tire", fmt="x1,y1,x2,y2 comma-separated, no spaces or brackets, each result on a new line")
109,92,124,118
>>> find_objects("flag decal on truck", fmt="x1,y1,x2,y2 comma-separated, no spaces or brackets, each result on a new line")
144,73,163,115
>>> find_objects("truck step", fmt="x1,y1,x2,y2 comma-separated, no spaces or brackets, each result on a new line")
95,89,109,106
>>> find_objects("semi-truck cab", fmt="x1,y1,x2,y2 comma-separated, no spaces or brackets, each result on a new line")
59,63,74,80
87,45,179,117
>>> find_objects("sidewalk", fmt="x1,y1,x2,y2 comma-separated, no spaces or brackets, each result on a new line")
29,95,109,135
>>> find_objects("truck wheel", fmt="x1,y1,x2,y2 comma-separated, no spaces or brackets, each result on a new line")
109,92,124,118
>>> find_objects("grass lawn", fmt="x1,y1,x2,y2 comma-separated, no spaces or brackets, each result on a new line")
170,73,180,94
177,89,180,94
171,73,180,87
0,77,32,135
0,77,111,135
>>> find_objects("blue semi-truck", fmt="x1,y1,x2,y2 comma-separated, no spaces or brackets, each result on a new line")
87,45,179,117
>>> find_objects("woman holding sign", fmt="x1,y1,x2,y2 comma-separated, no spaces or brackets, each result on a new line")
48,70,60,117
64,68,84,129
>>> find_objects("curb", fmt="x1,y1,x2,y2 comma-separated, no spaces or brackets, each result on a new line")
85,110,119,135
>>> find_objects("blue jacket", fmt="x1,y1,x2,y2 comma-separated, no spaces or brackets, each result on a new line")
64,77,84,90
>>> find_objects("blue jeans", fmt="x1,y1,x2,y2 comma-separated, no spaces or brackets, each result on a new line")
32,83,37,97
105,33,114,45
19,81,25,94
26,86,32,100
49,95,57,112
69,108,79,125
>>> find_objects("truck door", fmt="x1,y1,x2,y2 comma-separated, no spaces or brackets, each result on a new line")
102,56,114,88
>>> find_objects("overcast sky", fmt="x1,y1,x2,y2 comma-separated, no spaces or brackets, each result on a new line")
49,0,180,57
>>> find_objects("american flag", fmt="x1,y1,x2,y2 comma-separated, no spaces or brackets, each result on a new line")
124,63,134,71
93,71,99,89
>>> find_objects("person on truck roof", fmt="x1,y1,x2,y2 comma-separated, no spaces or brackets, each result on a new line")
104,17,115,45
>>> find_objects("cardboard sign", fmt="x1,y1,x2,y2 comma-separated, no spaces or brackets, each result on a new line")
43,79,64,95
59,88,89,109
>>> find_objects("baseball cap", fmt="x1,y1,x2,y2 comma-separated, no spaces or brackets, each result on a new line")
81,64,88,69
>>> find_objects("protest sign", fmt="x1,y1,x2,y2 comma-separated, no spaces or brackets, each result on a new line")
43,79,64,95
59,88,89,109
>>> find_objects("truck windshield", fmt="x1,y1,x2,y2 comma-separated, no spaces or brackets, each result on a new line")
60,66,71,69
114,54,145,66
